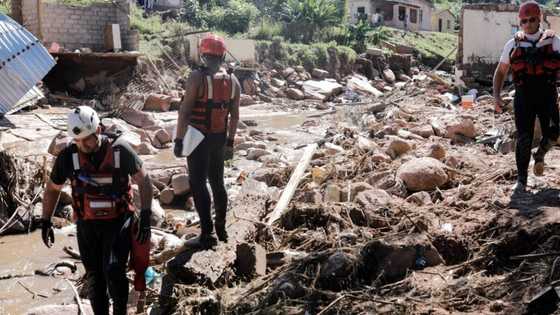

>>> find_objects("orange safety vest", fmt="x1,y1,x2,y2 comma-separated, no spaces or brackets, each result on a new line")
510,33,560,86
70,138,134,221
190,71,236,134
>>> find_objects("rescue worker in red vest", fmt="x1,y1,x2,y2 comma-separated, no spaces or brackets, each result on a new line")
174,33,240,248
493,1,560,192
40,106,153,315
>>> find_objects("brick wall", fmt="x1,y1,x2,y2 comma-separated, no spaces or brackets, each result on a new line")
21,0,39,37
15,0,137,52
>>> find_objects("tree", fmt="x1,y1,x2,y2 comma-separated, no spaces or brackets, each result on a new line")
281,0,340,43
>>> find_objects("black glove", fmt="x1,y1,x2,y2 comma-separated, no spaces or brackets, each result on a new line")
136,210,151,244
224,138,234,161
41,219,55,248
173,139,183,158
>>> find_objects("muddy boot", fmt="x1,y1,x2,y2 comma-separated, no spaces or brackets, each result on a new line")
185,233,217,250
215,223,228,243
533,141,553,176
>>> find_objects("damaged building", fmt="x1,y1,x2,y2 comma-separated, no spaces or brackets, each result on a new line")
347,0,434,31
9,0,141,100
456,4,560,87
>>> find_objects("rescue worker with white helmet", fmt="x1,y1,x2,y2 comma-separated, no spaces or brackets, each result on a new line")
174,33,241,248
41,106,153,315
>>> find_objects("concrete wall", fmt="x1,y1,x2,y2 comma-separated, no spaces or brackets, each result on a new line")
15,0,137,52
432,10,455,32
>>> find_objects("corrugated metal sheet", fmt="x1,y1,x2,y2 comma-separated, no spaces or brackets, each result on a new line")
0,14,55,114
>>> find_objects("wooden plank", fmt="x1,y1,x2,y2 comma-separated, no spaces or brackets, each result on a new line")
267,143,318,226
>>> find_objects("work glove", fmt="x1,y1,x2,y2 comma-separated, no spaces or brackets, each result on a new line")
136,210,152,244
224,138,234,161
41,219,55,248
173,139,183,158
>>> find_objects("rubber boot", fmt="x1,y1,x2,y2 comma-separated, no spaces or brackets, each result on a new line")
215,222,228,243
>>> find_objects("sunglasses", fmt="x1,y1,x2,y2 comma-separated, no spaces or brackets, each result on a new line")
520,17,538,25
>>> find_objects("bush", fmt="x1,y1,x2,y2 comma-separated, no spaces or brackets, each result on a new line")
206,0,259,35
251,19,283,40
130,4,164,35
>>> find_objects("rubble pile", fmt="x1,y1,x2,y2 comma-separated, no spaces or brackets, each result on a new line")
5,47,560,314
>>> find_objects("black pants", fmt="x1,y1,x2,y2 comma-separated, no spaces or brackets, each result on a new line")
77,215,132,315
514,83,559,184
187,133,227,235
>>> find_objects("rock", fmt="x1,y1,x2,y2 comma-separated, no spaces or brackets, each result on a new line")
398,74,412,82
155,128,172,145
48,132,71,156
397,157,449,192
150,168,181,186
371,152,392,163
406,191,433,206
357,136,379,151
312,68,329,79
295,65,305,73
286,88,305,100
386,136,411,159
318,251,359,291
160,188,175,205
271,78,286,88
383,69,396,83
446,156,460,169
121,109,158,129
311,166,328,184
432,115,477,139
367,47,384,56
324,184,341,202
236,141,267,151
410,125,435,138
282,67,295,78
144,93,172,112
172,174,190,195
428,143,446,160
247,148,272,160
397,129,424,141
347,75,383,97
324,142,344,155
354,189,392,207
236,242,267,278
411,67,420,75
302,80,343,98
361,234,444,280
240,94,257,106
135,141,158,155
350,182,374,200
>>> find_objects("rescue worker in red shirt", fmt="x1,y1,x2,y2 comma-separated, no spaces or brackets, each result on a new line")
493,1,560,192
174,33,241,248
40,106,153,315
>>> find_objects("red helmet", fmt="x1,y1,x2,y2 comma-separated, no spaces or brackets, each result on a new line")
199,34,226,57
519,1,541,18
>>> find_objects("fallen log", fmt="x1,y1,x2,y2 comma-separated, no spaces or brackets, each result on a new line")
165,179,271,285
267,143,318,226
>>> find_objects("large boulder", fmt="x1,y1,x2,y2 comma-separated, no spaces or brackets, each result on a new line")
397,157,449,192
285,88,305,100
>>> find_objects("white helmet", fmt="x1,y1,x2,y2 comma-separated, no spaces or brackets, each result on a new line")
67,106,100,139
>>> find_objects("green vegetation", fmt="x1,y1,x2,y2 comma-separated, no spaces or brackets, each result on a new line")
385,27,457,59
257,38,356,69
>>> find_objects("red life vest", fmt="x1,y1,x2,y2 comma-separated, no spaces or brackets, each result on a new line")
509,33,560,86
70,138,134,221
190,70,236,134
